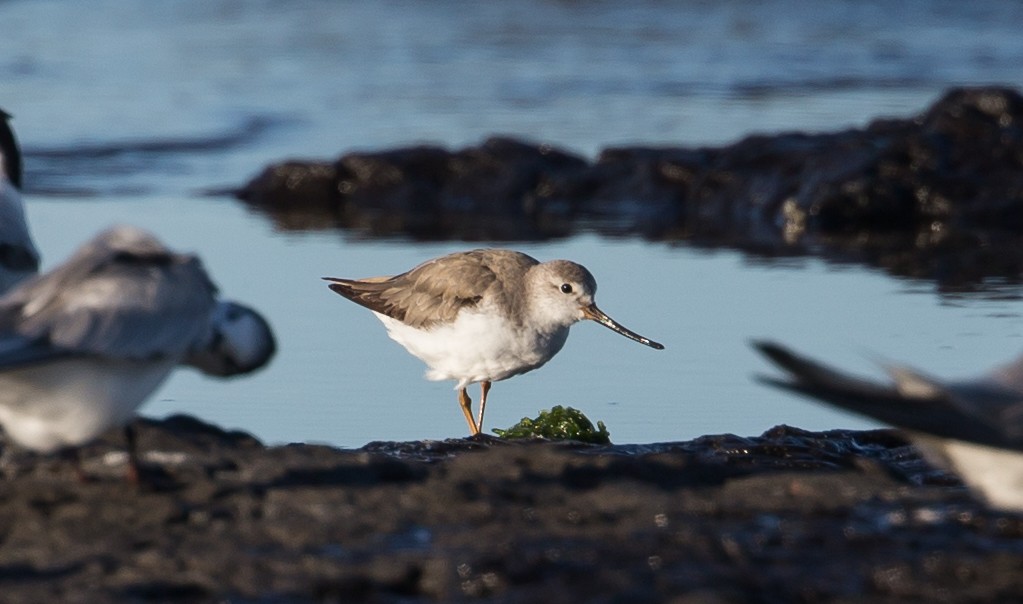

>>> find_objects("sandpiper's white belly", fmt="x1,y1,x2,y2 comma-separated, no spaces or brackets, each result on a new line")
376,310,569,389
0,358,175,453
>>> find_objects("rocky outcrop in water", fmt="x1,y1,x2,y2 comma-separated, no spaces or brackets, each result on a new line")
236,86,1023,289
4,415,1023,602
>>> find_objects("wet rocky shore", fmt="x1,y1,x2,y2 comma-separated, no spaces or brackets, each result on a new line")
2,415,1022,603
8,86,1023,601
236,86,1023,291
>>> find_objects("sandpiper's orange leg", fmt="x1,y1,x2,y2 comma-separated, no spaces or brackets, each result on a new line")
476,381,492,434
458,388,480,435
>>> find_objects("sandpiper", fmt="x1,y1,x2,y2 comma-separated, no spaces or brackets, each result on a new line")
0,225,276,479
754,340,1023,511
324,249,664,435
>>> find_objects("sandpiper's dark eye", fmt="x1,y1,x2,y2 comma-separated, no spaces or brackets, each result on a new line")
560,283,573,294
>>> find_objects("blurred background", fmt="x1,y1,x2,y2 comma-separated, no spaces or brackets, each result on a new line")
3,0,1023,446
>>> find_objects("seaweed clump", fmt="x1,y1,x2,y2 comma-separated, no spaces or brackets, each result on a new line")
493,406,611,444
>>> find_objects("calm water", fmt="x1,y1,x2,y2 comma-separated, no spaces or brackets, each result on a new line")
5,0,1023,446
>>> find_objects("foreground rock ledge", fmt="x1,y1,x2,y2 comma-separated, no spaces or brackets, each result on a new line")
1,415,1022,603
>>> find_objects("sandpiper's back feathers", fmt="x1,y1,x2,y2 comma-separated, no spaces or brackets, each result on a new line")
325,249,538,329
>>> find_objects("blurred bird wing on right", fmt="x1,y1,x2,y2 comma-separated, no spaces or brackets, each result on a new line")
753,340,1023,450
0,227,218,362
755,340,898,400
879,347,1023,438
980,349,1023,396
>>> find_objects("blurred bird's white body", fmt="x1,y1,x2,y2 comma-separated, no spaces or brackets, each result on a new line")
0,358,174,453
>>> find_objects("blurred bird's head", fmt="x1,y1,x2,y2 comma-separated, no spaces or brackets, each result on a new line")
187,300,276,377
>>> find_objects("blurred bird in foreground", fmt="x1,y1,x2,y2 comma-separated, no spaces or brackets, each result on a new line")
0,225,276,480
755,340,1023,511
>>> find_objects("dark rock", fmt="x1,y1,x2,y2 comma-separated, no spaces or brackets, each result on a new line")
240,137,588,241
235,160,343,230
235,86,1023,290
4,414,1023,602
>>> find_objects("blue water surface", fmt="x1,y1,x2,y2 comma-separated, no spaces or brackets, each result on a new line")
5,0,1023,446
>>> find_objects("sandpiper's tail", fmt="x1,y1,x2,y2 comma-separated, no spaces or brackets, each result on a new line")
323,275,405,318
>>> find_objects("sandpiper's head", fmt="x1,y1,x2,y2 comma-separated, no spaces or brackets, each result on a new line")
531,260,664,349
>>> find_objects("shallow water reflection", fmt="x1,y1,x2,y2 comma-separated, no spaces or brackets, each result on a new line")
7,0,1023,445
24,196,1023,447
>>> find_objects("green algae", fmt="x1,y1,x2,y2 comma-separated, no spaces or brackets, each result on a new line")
493,405,611,444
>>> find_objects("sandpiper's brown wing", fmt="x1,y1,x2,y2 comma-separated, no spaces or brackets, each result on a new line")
324,249,538,329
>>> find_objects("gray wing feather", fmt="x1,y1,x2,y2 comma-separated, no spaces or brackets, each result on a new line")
0,226,217,362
